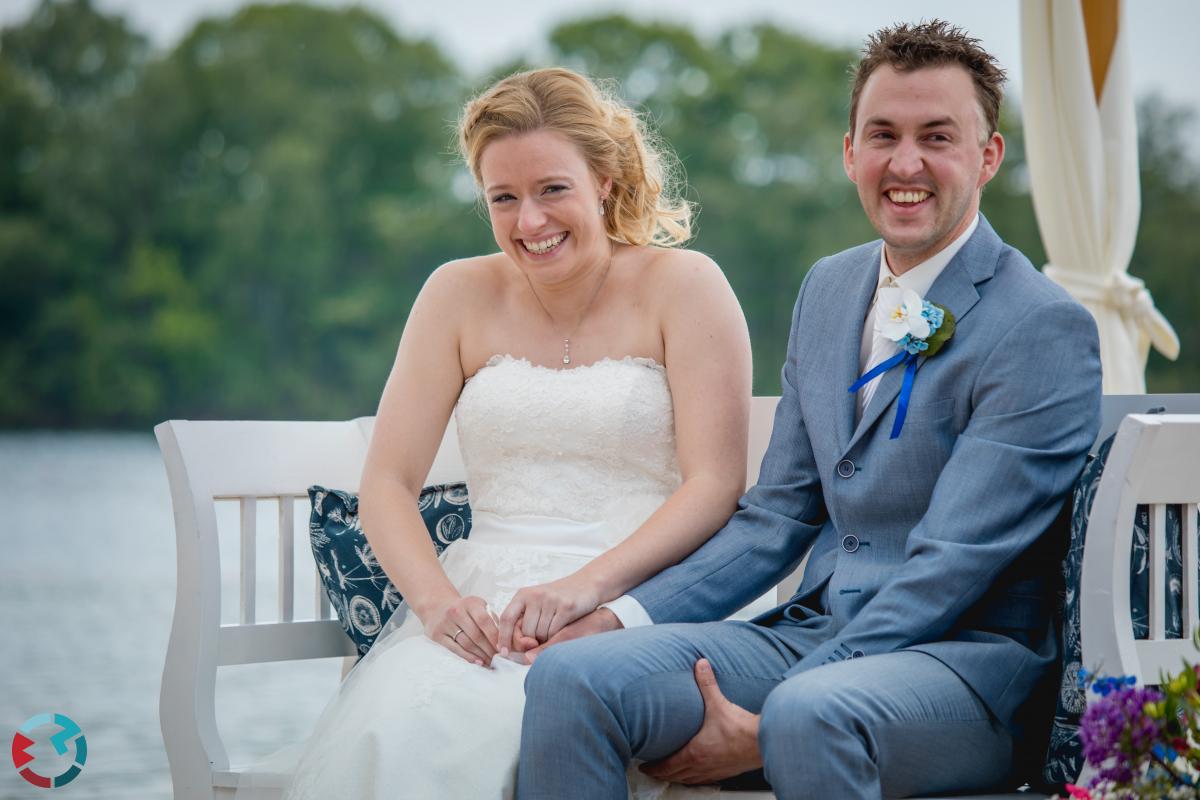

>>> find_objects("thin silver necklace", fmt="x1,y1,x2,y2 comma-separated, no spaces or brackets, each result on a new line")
525,246,613,366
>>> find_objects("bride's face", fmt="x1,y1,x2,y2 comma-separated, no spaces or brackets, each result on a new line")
479,129,612,285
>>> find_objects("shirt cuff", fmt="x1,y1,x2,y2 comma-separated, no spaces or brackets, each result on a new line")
601,595,653,629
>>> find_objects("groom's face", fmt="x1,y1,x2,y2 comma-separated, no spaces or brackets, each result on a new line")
843,64,1004,274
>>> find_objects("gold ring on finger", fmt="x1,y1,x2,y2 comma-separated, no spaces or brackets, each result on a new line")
452,628,465,644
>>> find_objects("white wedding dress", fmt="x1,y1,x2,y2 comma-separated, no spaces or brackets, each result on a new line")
286,354,718,800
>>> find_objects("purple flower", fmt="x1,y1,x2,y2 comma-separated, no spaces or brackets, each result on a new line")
1079,682,1165,784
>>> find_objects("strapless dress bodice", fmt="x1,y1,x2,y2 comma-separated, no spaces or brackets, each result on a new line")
454,354,682,524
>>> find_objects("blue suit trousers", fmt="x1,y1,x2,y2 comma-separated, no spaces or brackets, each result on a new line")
518,622,1012,799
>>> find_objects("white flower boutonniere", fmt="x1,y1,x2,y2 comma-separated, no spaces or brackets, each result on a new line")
849,288,956,438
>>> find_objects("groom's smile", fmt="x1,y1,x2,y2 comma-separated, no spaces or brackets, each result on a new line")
843,63,1004,274
881,185,936,222
886,189,932,205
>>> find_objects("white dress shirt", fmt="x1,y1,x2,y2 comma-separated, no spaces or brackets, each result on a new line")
602,215,980,630
856,215,978,418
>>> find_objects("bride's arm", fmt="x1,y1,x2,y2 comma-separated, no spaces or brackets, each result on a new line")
498,250,752,650
361,261,501,666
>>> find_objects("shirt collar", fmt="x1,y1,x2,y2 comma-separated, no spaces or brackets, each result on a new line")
875,213,979,297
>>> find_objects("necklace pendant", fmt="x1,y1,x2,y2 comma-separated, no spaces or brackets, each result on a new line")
562,355,571,365
562,337,571,365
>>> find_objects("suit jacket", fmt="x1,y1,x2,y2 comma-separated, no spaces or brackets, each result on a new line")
629,216,1102,730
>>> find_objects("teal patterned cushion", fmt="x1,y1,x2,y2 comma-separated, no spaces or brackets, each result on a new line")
1129,503,1186,640
308,483,471,657
1042,437,1109,787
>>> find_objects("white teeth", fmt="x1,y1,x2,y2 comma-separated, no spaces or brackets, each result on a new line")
888,190,931,204
522,232,566,254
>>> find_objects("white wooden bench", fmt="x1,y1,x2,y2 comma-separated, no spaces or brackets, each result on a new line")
155,394,1200,799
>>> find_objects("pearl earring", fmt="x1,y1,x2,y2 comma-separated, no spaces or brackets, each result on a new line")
599,199,605,216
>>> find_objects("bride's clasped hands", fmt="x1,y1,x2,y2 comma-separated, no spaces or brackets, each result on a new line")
420,575,605,667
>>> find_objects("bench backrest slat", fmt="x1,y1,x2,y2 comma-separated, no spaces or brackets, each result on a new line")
240,497,257,625
279,497,295,623
1082,414,1200,685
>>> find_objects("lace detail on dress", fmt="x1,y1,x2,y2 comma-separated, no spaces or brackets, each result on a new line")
456,355,682,524
371,636,477,710
480,353,666,373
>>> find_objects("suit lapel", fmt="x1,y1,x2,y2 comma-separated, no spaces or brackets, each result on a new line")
844,217,1001,451
831,244,882,452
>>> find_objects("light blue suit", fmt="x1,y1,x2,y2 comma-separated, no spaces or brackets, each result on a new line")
518,217,1102,799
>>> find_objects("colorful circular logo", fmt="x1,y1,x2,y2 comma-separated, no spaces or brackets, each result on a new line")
11,713,87,788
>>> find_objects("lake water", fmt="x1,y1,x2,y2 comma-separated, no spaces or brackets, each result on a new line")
0,433,343,800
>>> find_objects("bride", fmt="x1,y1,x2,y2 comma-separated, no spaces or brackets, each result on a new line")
285,67,751,799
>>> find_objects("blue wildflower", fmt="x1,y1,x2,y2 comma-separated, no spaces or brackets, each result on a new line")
920,302,945,332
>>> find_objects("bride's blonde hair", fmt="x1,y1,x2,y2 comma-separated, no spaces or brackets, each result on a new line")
458,67,692,247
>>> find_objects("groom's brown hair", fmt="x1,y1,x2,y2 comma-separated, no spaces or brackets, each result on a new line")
848,20,1007,141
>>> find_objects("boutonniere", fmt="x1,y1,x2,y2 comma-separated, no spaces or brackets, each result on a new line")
848,287,956,439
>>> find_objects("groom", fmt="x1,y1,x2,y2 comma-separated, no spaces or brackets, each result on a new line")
516,20,1102,800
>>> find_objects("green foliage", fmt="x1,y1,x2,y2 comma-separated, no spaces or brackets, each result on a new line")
0,0,148,108
1,0,493,426
0,1,1194,427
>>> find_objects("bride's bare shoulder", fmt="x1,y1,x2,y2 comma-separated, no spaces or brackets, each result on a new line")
419,253,510,308
631,246,731,301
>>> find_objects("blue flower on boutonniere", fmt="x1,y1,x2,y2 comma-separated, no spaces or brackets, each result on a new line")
849,287,956,439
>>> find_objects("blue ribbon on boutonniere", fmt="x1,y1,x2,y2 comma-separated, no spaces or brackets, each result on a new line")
849,288,956,439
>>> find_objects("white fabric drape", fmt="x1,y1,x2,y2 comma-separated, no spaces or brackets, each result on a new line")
1020,0,1178,393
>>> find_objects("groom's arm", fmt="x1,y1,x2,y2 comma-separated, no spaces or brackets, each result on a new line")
623,267,831,624
795,297,1101,671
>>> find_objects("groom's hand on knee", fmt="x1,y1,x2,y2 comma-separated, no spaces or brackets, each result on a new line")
640,659,763,785
523,608,623,664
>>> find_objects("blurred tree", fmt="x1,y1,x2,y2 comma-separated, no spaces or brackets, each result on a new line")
1,0,493,426
1134,95,1200,393
116,2,495,421
0,0,148,108
0,4,1193,427
0,0,150,424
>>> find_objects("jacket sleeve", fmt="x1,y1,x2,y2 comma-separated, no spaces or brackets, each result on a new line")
629,265,830,623
793,298,1102,672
